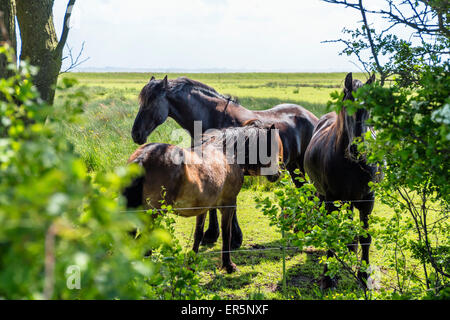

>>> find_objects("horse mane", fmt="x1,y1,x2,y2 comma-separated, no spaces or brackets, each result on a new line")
242,119,262,127
196,120,282,166
139,80,161,106
199,121,264,147
170,77,218,93
169,77,239,104
335,78,366,161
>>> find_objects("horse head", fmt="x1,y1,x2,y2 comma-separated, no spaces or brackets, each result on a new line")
131,75,170,144
340,72,376,155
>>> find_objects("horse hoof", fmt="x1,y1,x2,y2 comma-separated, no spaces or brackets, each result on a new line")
201,230,220,245
223,263,237,274
319,276,337,290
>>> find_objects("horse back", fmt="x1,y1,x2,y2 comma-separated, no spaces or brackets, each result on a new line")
253,104,318,167
128,143,186,209
130,143,242,216
175,146,243,215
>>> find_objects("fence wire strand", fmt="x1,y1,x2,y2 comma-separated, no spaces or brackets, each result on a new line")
120,199,383,214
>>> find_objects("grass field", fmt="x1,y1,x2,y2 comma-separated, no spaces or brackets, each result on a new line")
58,72,366,172
55,72,414,299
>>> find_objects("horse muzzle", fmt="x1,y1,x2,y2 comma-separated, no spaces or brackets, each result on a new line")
132,124,155,145
131,130,149,145
265,172,281,183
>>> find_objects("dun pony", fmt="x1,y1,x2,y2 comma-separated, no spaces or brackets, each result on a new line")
123,121,282,273
131,76,318,249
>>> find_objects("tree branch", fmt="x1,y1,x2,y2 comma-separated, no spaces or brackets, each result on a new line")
358,0,386,85
60,41,89,74
56,0,76,53
322,38,371,75
323,0,449,37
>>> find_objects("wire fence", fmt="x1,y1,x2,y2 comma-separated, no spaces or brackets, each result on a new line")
120,199,378,214
121,201,450,213
197,243,373,256
127,195,448,294
130,199,447,258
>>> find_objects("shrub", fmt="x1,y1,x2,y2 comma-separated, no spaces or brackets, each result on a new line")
328,63,449,298
0,46,207,299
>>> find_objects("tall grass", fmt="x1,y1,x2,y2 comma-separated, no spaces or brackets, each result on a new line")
57,73,335,173
54,73,445,299
58,86,185,172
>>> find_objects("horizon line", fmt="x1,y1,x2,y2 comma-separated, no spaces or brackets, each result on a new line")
70,68,364,74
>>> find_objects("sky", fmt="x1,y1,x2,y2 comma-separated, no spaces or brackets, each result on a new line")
50,0,388,72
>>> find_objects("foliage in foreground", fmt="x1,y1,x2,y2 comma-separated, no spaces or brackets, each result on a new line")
343,64,449,298
138,202,209,300
255,63,449,300
319,0,449,299
322,64,449,298
0,47,206,299
256,172,371,299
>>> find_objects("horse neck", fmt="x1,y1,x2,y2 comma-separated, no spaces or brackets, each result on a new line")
335,107,367,155
165,91,197,136
335,107,355,151
167,87,249,135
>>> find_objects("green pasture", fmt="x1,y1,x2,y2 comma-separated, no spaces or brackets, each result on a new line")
55,72,419,299
58,72,367,172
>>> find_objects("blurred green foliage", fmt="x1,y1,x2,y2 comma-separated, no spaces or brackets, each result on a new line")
0,46,206,299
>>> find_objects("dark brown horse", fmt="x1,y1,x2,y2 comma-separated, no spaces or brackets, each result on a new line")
131,76,318,249
304,72,379,289
124,122,283,273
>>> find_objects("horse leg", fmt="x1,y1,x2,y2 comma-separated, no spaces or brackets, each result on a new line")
202,208,243,249
347,203,359,254
320,249,338,290
320,200,339,290
221,206,237,273
288,166,304,188
230,209,243,250
354,195,374,287
192,213,207,253
201,209,220,245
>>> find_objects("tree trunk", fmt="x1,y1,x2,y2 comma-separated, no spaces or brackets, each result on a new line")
0,0,16,79
15,0,63,104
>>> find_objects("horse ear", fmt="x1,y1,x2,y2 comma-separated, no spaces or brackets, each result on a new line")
366,73,376,85
150,75,155,81
345,72,353,91
162,75,168,89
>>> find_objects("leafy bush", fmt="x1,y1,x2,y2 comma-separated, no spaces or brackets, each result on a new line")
256,171,369,298
256,59,449,298
0,46,207,299
137,203,208,300
327,62,449,298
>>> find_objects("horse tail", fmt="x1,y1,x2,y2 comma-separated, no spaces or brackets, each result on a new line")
122,175,144,208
